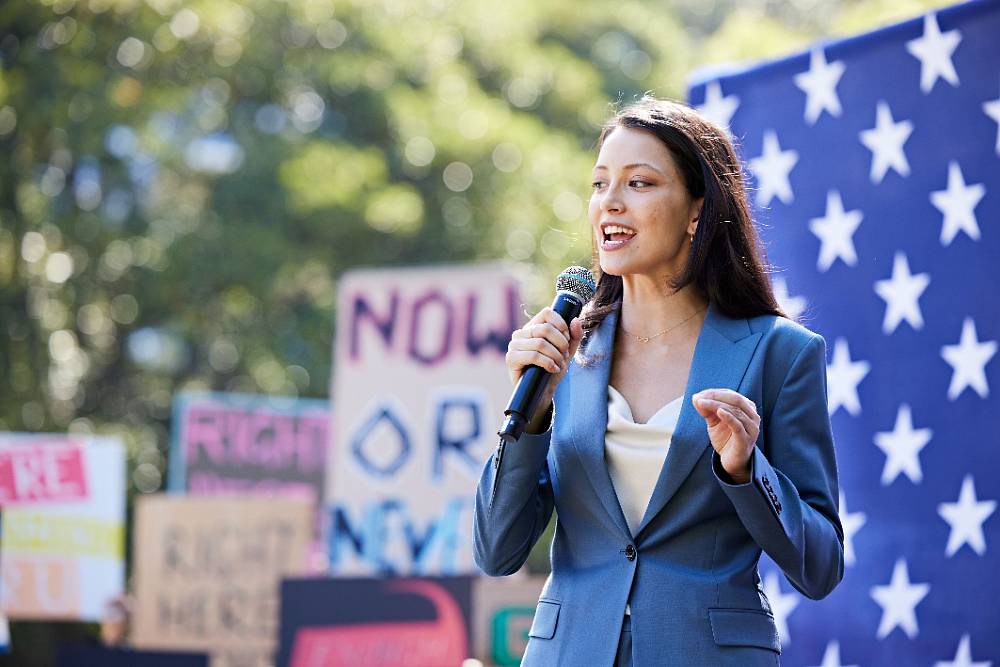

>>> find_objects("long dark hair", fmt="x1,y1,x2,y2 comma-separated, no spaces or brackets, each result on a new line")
581,95,786,340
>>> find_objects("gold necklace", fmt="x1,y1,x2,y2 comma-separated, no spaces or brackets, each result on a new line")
620,305,707,343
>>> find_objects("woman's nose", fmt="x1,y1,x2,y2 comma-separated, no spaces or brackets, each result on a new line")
599,185,624,213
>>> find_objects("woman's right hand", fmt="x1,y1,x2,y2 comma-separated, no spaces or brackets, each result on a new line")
505,307,585,429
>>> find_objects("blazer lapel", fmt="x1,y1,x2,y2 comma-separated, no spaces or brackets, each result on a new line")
634,301,763,538
568,308,632,538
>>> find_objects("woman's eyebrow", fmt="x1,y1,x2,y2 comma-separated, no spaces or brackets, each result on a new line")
592,162,666,176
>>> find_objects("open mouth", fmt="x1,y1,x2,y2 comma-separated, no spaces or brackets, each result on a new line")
601,224,636,249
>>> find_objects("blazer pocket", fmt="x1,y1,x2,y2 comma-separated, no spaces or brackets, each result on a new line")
528,600,561,639
708,608,780,653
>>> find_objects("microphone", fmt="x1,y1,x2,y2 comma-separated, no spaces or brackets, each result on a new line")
497,266,597,442
489,266,595,509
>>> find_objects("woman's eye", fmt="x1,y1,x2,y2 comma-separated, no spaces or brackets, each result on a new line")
590,179,651,190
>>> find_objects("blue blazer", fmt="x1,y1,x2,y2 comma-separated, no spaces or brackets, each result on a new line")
474,301,844,666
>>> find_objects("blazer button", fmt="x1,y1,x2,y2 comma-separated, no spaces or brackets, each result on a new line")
625,544,636,561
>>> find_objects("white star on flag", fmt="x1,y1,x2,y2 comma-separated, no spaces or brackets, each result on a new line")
762,570,800,646
938,475,996,557
906,13,962,94
874,403,932,485
935,634,993,667
874,251,930,334
794,48,846,125
840,493,867,567
870,558,931,639
826,337,870,416
859,101,913,183
697,80,740,131
809,190,863,272
772,276,808,321
984,82,1000,156
930,161,986,246
809,641,859,667
749,130,799,206
941,317,997,400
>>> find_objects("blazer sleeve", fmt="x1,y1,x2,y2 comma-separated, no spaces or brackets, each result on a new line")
473,415,555,577
712,333,845,600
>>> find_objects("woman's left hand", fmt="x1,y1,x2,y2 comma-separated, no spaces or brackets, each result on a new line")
692,389,760,484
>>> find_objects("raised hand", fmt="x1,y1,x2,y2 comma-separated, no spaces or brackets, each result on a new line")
692,388,761,484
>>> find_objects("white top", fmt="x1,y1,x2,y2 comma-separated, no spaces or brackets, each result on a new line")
605,385,683,616
605,385,683,536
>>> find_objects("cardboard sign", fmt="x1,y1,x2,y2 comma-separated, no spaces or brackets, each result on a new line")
326,263,520,576
277,576,472,667
169,392,329,504
131,496,312,667
471,576,546,666
0,434,125,621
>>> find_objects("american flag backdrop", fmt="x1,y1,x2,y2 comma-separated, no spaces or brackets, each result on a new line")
688,1,999,665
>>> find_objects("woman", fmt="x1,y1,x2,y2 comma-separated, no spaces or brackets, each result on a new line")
473,96,844,666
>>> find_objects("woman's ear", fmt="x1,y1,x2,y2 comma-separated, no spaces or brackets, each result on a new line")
688,197,704,235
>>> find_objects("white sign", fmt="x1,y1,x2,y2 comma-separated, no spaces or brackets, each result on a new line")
326,263,521,576
0,433,125,621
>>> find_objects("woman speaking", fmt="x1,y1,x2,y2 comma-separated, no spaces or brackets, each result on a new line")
473,96,844,666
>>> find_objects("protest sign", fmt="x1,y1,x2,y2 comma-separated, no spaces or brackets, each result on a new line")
168,392,329,505
326,263,520,576
0,433,125,621
277,575,472,667
131,496,312,667
471,576,546,666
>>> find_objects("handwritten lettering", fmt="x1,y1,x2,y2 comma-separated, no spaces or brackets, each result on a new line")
407,290,453,365
433,397,483,480
347,284,518,364
350,396,486,480
350,404,411,477
186,472,317,501
163,519,299,578
156,584,276,640
0,557,80,615
185,407,327,475
350,289,400,361
465,284,520,356
0,445,89,506
328,497,472,575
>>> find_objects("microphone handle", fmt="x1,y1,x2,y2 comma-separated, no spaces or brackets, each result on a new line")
497,291,585,441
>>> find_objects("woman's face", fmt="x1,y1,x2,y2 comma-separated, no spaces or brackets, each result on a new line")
588,126,702,280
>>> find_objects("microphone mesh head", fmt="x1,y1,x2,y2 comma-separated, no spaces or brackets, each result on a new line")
556,266,596,303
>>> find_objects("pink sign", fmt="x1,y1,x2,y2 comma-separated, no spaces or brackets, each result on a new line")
0,443,89,506
289,580,467,667
171,394,329,508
